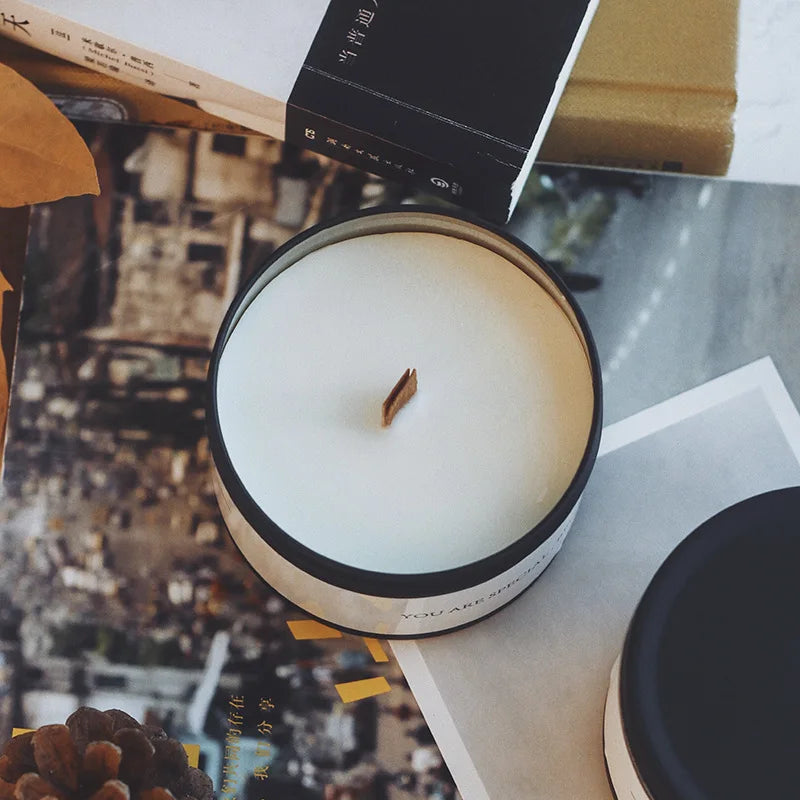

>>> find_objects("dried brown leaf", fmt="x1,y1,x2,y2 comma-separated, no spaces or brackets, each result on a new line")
0,63,99,207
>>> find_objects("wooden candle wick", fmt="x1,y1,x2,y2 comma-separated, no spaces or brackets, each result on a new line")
382,368,417,427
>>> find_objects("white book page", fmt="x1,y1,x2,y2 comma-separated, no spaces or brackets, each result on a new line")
393,357,800,800
25,0,330,102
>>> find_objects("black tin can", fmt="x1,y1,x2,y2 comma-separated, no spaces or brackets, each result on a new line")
605,487,800,798
207,207,602,637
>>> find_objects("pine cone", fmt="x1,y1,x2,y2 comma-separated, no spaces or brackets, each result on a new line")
0,708,213,800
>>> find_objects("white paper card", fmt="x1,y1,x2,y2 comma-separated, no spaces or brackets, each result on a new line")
393,357,800,800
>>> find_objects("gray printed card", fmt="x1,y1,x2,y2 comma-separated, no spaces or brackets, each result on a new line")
394,357,800,800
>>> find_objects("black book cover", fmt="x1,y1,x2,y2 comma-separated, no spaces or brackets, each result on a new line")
288,0,597,221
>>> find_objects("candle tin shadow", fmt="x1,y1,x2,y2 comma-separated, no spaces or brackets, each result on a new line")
206,206,602,637
604,487,800,799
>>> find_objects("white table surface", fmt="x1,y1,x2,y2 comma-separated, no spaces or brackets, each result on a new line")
728,0,800,185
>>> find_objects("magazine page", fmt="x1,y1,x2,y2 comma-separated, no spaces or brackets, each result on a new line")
393,358,800,799
0,207,28,470
0,123,457,800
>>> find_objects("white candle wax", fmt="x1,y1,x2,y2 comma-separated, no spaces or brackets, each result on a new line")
216,231,594,574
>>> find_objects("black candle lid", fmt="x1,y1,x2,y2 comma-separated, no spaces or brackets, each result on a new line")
620,487,800,800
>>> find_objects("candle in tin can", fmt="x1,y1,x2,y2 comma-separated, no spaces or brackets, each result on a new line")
207,208,601,636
